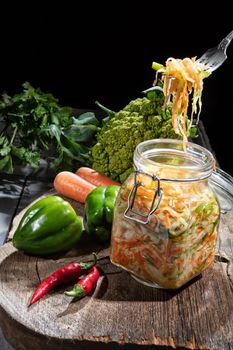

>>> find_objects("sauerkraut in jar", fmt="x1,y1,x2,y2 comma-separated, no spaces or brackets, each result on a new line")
110,139,220,289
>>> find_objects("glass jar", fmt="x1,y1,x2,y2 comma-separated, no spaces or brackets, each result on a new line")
110,139,220,289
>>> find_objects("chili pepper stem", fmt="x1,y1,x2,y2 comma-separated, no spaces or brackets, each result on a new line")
80,252,97,270
64,285,86,298
65,266,100,300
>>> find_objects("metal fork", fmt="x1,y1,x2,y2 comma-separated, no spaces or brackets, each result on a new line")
197,30,233,72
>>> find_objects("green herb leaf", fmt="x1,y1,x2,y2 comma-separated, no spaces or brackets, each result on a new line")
72,112,99,126
63,124,100,143
0,155,13,173
11,145,40,168
42,124,62,143
0,136,11,156
0,82,95,173
0,144,11,157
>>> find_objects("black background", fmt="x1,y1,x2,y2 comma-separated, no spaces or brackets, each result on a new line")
0,2,233,175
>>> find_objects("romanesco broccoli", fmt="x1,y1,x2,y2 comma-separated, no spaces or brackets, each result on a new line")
92,96,179,183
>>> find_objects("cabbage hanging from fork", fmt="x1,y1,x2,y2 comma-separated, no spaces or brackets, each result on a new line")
152,57,211,145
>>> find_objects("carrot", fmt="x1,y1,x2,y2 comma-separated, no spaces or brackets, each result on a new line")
54,171,96,204
76,167,120,187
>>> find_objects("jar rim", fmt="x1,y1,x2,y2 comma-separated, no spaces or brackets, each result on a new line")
134,139,215,181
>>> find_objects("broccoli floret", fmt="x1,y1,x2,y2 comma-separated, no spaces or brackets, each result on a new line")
123,97,164,116
92,96,180,183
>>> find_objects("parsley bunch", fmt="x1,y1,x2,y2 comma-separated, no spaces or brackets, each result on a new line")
0,82,99,173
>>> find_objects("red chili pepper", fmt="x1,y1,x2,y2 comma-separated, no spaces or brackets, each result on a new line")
64,266,100,299
29,253,97,306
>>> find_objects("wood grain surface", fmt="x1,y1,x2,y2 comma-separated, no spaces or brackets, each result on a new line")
0,193,232,350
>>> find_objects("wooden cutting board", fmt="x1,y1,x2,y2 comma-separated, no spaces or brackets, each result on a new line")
0,192,232,350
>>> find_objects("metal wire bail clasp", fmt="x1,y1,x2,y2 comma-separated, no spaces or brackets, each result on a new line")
124,170,163,225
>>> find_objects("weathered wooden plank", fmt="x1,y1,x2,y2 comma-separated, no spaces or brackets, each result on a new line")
0,242,232,350
0,194,232,350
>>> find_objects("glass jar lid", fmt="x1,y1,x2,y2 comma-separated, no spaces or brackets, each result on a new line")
209,168,233,212
210,168,233,266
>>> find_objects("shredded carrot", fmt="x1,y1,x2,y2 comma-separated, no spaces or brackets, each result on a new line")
110,169,220,288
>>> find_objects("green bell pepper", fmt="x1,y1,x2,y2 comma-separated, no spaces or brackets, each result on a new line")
13,195,82,256
84,185,120,241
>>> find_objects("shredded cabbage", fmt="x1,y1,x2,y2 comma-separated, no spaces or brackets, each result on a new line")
110,171,219,289
153,57,211,145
